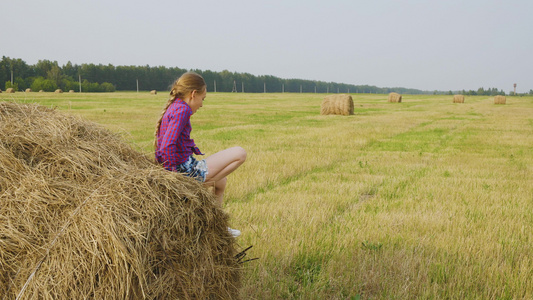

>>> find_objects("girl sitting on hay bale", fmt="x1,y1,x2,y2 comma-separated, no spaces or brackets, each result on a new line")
155,72,246,237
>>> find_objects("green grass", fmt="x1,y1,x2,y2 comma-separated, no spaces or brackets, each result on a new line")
2,91,532,299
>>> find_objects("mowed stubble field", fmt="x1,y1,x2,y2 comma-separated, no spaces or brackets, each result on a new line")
1,91,532,299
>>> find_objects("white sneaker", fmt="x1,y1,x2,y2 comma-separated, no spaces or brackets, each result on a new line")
228,227,241,237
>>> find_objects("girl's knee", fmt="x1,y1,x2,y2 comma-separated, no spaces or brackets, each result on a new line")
234,146,247,163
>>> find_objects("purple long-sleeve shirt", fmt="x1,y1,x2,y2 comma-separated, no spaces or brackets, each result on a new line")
155,100,203,171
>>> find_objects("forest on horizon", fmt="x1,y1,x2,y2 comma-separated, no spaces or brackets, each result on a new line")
0,56,512,96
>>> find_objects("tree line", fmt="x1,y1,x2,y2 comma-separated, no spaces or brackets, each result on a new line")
439,87,509,96
0,56,427,94
1,56,524,95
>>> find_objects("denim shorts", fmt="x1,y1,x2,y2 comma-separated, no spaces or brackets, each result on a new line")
176,156,209,182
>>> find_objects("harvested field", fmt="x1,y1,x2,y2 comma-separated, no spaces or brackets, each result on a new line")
1,92,532,299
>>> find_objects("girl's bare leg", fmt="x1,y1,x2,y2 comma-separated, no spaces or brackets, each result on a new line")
213,177,227,206
204,146,246,206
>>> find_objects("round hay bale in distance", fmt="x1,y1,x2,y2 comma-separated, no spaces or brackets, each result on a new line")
25,88,32,93
54,89,63,93
388,92,402,103
494,95,506,104
0,102,241,299
69,90,75,93
453,95,465,103
6,88,15,93
150,90,157,95
320,94,354,116
39,90,44,92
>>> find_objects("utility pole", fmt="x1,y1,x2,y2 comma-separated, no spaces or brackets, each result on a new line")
242,82,244,93
282,84,284,93
300,85,302,93
11,70,13,84
514,83,517,95
79,75,82,93
232,80,237,92
264,82,266,93
136,79,139,93
214,80,217,92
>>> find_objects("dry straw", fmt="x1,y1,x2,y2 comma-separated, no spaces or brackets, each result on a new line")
54,89,63,93
6,88,15,93
320,94,354,116
0,102,241,299
150,90,157,95
453,95,465,103
69,90,75,93
25,88,32,93
494,95,506,104
388,92,402,103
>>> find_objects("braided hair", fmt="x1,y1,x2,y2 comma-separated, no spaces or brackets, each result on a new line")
154,72,206,154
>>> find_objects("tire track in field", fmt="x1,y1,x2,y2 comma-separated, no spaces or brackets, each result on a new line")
232,104,471,207
237,116,447,203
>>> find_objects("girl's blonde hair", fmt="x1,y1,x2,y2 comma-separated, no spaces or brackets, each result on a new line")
154,72,206,152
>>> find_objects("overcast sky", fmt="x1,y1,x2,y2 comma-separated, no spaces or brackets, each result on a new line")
2,0,532,93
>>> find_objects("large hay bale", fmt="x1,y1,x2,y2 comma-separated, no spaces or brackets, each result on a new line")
6,88,15,93
69,90,75,93
320,94,354,116
0,102,240,299
39,90,44,92
453,95,465,103
388,92,402,103
150,90,157,95
54,89,63,93
494,95,506,104
25,88,32,93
